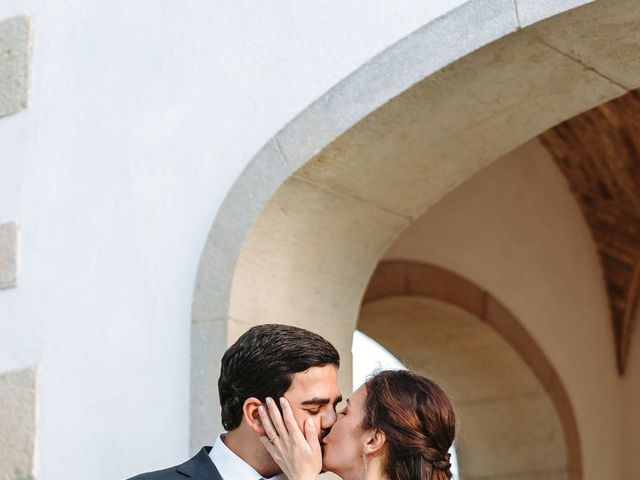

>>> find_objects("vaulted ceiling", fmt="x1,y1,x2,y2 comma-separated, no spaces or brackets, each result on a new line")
539,91,640,374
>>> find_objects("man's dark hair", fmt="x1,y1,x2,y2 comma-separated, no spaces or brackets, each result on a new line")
218,324,340,431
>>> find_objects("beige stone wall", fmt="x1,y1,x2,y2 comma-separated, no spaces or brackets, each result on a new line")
0,16,31,118
360,296,568,480
361,260,583,479
383,139,624,479
191,0,640,468
622,309,640,479
0,368,37,480
0,222,19,289
1,15,32,480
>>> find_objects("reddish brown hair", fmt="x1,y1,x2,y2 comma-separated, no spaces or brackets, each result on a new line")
362,370,456,480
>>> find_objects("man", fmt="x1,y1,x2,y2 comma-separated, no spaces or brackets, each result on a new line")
128,324,342,479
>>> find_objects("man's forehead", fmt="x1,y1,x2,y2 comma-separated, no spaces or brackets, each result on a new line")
286,365,340,399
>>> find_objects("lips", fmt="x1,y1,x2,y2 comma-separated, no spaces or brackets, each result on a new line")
320,439,328,455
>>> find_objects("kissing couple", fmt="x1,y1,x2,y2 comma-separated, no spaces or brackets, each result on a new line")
129,324,456,480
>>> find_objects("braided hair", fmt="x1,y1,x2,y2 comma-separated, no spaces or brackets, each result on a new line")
362,370,456,480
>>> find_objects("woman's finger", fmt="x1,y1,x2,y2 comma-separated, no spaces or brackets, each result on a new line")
258,405,279,442
280,397,307,444
265,397,288,437
258,434,280,461
259,405,322,480
303,417,321,454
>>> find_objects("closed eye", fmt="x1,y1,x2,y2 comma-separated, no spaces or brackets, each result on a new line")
305,409,320,415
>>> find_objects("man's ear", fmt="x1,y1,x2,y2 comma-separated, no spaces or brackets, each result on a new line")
242,397,266,436
363,429,386,457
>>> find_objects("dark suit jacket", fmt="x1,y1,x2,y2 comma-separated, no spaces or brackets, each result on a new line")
128,446,222,480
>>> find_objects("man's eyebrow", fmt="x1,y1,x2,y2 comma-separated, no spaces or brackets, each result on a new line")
300,395,343,406
300,397,330,406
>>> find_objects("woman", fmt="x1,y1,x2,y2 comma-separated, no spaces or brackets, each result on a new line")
258,370,456,480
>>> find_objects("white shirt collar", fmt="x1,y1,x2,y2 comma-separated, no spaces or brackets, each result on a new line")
209,434,286,480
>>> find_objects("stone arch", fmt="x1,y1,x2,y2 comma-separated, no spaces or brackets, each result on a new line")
360,260,581,480
190,0,640,458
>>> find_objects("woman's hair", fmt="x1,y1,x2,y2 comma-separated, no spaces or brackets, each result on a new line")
362,370,456,480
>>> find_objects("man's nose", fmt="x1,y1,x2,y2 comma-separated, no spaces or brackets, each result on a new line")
321,407,338,429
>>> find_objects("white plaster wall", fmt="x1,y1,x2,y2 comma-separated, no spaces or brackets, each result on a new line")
0,1,468,478
383,139,625,480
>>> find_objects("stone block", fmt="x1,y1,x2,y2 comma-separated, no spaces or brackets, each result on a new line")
0,16,31,118
483,295,556,389
463,469,568,480
228,176,409,329
0,222,19,289
0,367,38,480
359,296,543,403
404,263,485,318
527,0,640,89
359,295,570,479
515,0,593,27
291,31,623,220
226,317,256,345
361,261,406,304
456,393,567,478
275,0,518,172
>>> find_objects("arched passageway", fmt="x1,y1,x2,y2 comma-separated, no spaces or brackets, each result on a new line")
191,2,640,478
360,261,579,480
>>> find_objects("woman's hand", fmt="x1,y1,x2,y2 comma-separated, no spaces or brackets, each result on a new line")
258,397,322,480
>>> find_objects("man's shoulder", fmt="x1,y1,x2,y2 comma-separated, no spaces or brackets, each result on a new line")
126,446,217,480
127,465,182,480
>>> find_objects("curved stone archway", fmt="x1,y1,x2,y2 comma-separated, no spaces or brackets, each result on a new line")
360,260,581,480
190,1,640,472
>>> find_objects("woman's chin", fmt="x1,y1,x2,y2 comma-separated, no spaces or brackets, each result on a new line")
321,450,337,474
